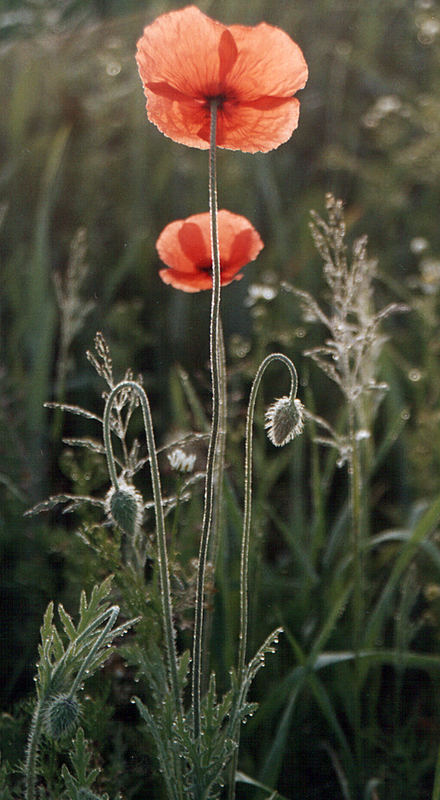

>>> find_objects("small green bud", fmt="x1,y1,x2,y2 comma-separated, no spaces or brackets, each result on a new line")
45,694,80,739
106,482,143,537
265,396,304,447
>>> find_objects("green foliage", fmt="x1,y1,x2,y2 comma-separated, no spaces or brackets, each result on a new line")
33,577,133,702
61,728,108,800
23,579,137,800
131,628,282,800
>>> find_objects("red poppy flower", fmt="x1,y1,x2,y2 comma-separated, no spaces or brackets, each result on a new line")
156,210,263,292
136,5,308,153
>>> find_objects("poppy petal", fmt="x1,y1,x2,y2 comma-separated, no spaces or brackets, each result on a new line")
136,6,308,152
199,96,301,153
226,22,308,100
136,7,229,101
178,222,210,265
156,210,263,292
159,268,244,293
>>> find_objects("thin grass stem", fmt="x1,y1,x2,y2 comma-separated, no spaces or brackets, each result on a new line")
347,405,364,780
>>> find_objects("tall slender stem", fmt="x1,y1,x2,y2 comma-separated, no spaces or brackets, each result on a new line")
192,100,222,740
103,381,181,714
348,403,364,776
238,354,298,677
228,354,298,800
201,320,227,692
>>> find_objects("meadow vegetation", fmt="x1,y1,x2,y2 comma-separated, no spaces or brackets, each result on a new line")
1,1,440,798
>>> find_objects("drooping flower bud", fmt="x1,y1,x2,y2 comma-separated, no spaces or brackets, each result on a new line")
45,694,80,739
105,482,143,537
265,396,304,447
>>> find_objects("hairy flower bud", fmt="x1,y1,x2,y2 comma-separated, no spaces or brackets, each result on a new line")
265,396,304,447
106,483,143,537
45,694,80,739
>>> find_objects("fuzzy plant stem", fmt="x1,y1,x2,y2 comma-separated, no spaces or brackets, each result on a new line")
103,381,181,714
25,700,44,800
192,100,223,741
228,353,299,800
201,320,227,693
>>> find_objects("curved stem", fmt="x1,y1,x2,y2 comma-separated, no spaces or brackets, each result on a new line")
103,391,120,490
192,100,222,740
238,353,298,676
228,353,298,800
103,381,181,714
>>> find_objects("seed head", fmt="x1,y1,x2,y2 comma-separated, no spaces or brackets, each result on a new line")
265,396,304,447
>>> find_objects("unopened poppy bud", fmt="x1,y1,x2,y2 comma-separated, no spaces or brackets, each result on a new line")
45,694,80,739
106,483,143,537
265,396,304,447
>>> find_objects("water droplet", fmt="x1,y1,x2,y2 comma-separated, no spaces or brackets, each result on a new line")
410,237,428,254
106,60,122,77
409,368,422,382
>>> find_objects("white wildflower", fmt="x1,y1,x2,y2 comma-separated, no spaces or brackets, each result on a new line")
168,447,196,473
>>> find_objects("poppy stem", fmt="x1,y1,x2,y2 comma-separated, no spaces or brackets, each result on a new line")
228,353,298,800
238,354,298,677
103,381,181,715
192,100,222,741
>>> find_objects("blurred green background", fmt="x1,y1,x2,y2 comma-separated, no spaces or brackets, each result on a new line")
2,0,440,797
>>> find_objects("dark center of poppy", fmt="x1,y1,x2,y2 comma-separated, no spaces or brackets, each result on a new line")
197,260,224,273
197,260,213,273
204,93,228,111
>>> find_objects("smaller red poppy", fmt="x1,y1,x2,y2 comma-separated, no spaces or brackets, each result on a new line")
156,210,264,293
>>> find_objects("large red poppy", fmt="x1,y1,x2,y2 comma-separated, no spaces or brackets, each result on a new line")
156,210,263,292
136,5,308,153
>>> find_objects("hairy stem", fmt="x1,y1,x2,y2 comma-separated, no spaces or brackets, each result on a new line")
24,699,44,800
192,100,222,740
228,353,299,800
103,381,181,714
201,320,227,693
